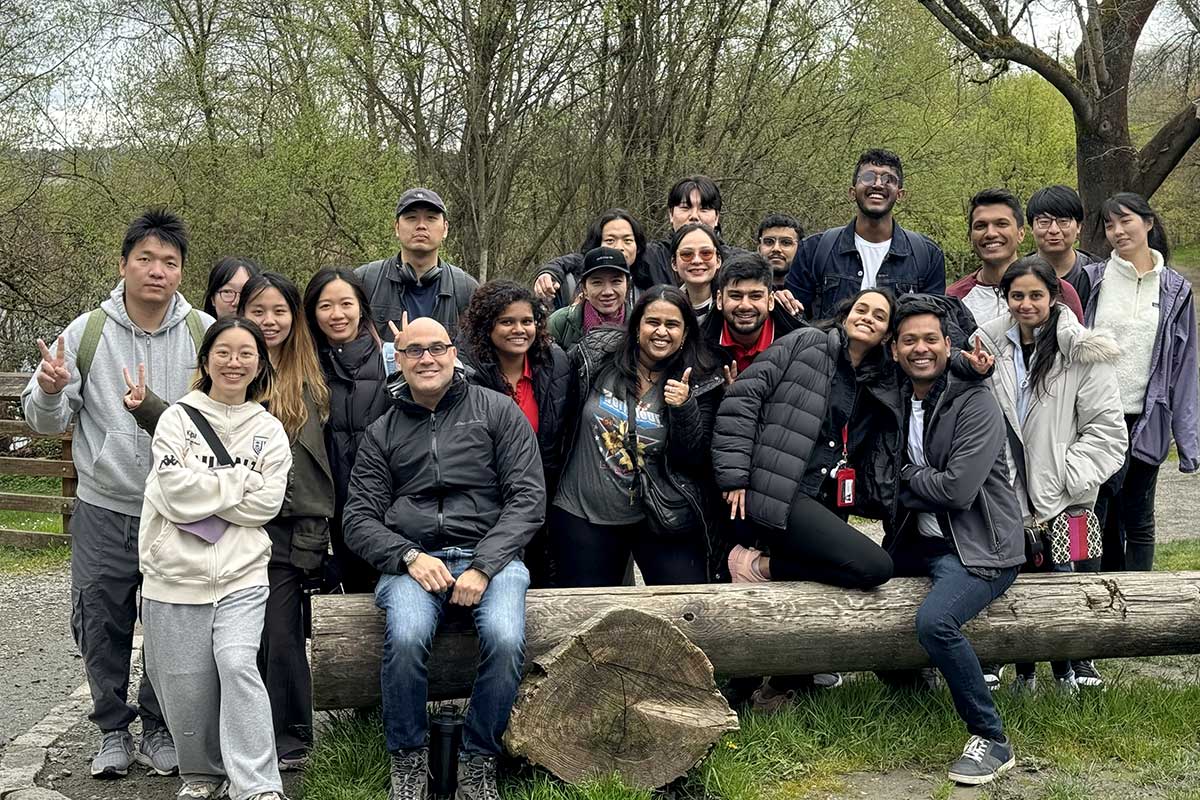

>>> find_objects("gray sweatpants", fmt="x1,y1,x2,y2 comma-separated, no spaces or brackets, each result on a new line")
143,586,282,800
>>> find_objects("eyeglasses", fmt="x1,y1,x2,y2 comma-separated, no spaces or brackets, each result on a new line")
759,236,796,248
209,350,258,365
1031,215,1075,231
678,247,717,262
400,342,452,359
856,170,900,188
216,288,241,303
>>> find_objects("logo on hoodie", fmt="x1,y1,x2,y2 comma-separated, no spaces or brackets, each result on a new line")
253,435,267,455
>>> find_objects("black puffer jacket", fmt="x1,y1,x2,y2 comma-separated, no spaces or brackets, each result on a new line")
712,326,903,530
457,340,573,493
342,373,545,578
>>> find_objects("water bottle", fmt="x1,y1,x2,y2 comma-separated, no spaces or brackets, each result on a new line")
428,704,463,797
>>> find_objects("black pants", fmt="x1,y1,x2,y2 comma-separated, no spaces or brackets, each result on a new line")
1095,415,1161,572
260,521,314,758
69,500,165,733
329,519,379,594
758,494,893,588
548,506,707,587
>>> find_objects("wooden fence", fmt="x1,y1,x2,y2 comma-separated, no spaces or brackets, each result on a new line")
0,372,74,548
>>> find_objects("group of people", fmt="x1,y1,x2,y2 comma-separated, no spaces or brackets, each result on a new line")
21,148,1198,800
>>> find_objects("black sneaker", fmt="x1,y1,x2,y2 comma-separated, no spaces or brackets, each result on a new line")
982,664,1005,692
948,735,1015,785
1073,660,1104,688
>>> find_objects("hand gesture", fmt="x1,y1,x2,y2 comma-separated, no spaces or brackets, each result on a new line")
664,367,692,407
724,488,747,520
36,336,71,395
533,273,560,301
122,364,146,410
387,311,411,349
963,335,994,375
773,289,804,317
450,568,490,607
407,552,454,593
723,360,739,386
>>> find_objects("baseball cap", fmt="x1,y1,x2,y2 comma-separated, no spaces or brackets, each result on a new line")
581,246,630,278
395,188,447,217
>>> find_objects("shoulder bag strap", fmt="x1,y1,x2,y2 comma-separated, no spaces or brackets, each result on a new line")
178,402,235,467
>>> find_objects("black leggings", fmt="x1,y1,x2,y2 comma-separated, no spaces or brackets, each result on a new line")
548,507,708,587
758,494,893,589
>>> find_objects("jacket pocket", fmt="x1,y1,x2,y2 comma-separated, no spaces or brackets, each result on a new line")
91,431,139,492
145,522,214,582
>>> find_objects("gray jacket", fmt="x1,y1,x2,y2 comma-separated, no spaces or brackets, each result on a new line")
22,284,214,517
975,311,1127,524
888,372,1026,570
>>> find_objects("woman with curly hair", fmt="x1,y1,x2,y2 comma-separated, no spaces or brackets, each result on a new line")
458,280,571,587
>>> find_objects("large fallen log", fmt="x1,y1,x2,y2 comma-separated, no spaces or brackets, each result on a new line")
311,571,1200,710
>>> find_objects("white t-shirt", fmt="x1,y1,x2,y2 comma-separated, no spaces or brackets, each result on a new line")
907,397,945,539
855,234,892,290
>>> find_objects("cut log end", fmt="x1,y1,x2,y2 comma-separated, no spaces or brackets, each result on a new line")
503,607,738,789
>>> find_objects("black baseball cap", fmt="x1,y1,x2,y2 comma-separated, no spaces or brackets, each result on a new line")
395,188,447,217
581,246,630,278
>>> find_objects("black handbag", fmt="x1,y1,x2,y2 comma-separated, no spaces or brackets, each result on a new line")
624,390,708,539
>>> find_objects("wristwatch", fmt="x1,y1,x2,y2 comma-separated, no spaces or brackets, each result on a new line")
402,548,421,568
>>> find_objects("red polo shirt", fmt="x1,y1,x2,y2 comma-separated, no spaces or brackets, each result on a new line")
720,315,776,374
514,357,539,434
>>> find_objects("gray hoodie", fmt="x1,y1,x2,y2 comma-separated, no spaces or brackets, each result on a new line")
21,282,214,517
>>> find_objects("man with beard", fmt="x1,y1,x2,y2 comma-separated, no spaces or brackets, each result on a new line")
703,253,804,382
786,149,946,320
756,213,804,290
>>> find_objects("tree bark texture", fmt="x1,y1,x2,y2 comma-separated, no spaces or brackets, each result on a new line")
310,572,1200,710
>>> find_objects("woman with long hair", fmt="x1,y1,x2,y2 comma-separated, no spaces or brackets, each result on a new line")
551,286,723,587
302,267,389,594
203,256,262,319
671,222,722,323
237,272,333,769
1084,193,1198,579
974,255,1125,691
139,316,291,800
458,280,571,586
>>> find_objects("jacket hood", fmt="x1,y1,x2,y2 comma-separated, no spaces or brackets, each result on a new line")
177,389,274,431
101,280,196,333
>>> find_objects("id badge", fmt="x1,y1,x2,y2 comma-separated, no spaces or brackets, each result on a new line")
836,465,856,508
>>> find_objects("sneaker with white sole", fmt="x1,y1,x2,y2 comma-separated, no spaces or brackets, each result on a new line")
1073,660,1104,688
91,730,136,778
982,664,1005,692
948,735,1015,785
247,793,287,800
1056,674,1080,694
813,672,843,689
178,779,230,799
137,728,179,776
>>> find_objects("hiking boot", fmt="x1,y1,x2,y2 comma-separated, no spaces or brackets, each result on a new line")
91,730,136,778
388,747,429,800
947,735,1015,785
455,754,499,800
1073,660,1104,688
813,672,843,689
178,780,230,799
982,664,1005,692
727,545,768,583
137,727,179,776
1013,672,1038,693
749,678,796,714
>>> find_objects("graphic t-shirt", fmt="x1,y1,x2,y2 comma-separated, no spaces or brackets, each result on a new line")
554,368,666,525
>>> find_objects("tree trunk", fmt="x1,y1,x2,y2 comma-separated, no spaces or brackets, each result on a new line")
1075,117,1138,256
310,572,1200,710
503,608,738,789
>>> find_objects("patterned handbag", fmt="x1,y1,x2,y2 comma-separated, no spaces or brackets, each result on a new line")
1049,508,1102,564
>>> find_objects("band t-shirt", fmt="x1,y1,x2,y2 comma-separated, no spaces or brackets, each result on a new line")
855,235,892,290
907,396,945,539
554,368,667,525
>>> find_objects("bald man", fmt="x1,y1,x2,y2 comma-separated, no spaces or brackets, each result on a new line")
343,317,545,800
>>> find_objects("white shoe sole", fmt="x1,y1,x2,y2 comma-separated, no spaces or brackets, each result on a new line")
948,754,1016,785
135,750,180,776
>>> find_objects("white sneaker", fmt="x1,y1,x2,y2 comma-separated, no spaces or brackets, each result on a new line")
178,780,229,799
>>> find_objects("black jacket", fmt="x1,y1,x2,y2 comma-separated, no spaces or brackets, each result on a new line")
342,374,545,578
886,372,1025,570
785,219,946,321
319,331,391,527
712,326,903,530
538,239,749,300
356,255,479,340
458,340,573,495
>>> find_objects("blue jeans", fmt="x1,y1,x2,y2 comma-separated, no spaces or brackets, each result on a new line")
375,549,529,755
914,553,1018,741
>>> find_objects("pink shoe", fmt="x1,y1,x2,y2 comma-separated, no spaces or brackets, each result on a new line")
728,544,768,583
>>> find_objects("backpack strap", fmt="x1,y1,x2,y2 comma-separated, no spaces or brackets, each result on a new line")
75,309,108,393
185,310,204,352
178,402,235,467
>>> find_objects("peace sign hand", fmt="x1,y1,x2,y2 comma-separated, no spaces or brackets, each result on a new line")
963,335,994,375
122,364,147,410
723,360,739,386
664,367,692,407
35,336,71,395
387,311,411,349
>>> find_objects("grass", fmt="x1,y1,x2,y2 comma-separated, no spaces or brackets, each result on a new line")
0,543,70,573
0,474,65,534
